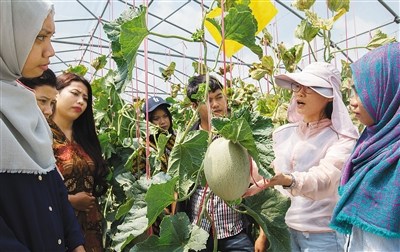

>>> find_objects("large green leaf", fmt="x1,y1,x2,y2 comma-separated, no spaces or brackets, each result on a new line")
243,188,291,252
250,114,275,178
206,6,262,58
145,176,178,227
110,173,173,251
167,130,208,197
120,6,149,91
131,213,208,252
104,6,149,92
111,173,149,251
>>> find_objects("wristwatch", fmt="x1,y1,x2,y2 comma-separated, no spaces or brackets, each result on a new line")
282,173,296,189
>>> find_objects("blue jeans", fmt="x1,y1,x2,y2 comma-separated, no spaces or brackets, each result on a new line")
289,228,345,252
346,226,400,252
202,232,254,252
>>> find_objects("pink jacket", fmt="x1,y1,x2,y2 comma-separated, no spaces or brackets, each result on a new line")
273,119,356,232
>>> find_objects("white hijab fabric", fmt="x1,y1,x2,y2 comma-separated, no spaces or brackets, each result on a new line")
1,0,56,174
275,62,359,140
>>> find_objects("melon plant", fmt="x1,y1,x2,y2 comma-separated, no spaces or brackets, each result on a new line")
203,137,250,201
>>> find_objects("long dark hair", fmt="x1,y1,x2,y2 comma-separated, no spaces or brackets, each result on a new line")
19,69,57,89
325,101,333,119
56,73,109,196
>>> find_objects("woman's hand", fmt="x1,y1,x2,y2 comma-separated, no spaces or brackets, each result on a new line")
68,192,96,212
242,173,293,197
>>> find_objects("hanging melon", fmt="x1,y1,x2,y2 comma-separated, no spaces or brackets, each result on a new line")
203,138,250,201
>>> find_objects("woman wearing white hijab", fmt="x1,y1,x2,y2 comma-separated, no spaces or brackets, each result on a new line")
0,1,84,251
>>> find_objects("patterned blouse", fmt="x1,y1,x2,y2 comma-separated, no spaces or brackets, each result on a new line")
49,120,104,252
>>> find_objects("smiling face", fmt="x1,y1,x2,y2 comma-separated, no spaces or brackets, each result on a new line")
293,83,332,123
54,81,88,123
349,88,375,126
34,85,58,118
22,14,55,78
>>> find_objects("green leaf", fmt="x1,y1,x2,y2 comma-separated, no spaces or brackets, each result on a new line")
292,0,316,11
340,59,352,80
104,6,149,92
366,30,397,50
250,114,275,178
261,28,273,46
249,68,268,81
191,29,204,42
115,197,134,220
305,10,335,31
192,61,208,75
91,54,107,71
207,6,263,58
243,188,291,252
131,213,209,252
111,173,149,251
145,176,178,227
212,117,261,172
64,64,88,76
327,0,349,12
160,62,176,81
168,130,208,197
295,19,320,42
112,205,148,251
120,7,149,89
279,43,304,73
249,55,274,81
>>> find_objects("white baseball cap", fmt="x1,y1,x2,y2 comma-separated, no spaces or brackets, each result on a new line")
274,62,341,98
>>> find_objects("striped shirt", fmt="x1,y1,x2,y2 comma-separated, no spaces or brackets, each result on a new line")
190,186,244,239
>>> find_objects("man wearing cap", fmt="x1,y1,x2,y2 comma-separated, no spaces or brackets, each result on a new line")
247,62,359,252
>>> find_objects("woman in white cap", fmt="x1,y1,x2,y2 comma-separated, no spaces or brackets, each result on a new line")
249,62,359,252
0,0,84,251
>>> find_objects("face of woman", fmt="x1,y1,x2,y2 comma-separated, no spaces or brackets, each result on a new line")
293,84,332,123
349,89,375,126
22,14,55,78
55,81,88,122
34,85,58,118
151,108,171,131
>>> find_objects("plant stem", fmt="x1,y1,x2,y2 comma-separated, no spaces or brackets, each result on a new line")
331,46,367,55
307,41,318,61
149,32,194,42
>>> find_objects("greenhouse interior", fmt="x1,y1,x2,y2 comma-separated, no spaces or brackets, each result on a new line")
1,0,399,251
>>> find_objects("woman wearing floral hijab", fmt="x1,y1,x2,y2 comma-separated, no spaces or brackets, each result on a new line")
0,0,84,251
331,42,400,251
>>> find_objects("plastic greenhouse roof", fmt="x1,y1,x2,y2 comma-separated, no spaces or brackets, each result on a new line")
50,0,399,100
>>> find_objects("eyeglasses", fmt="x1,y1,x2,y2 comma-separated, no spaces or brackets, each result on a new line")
291,83,314,94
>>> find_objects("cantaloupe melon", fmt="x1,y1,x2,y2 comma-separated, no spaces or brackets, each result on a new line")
203,137,250,201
